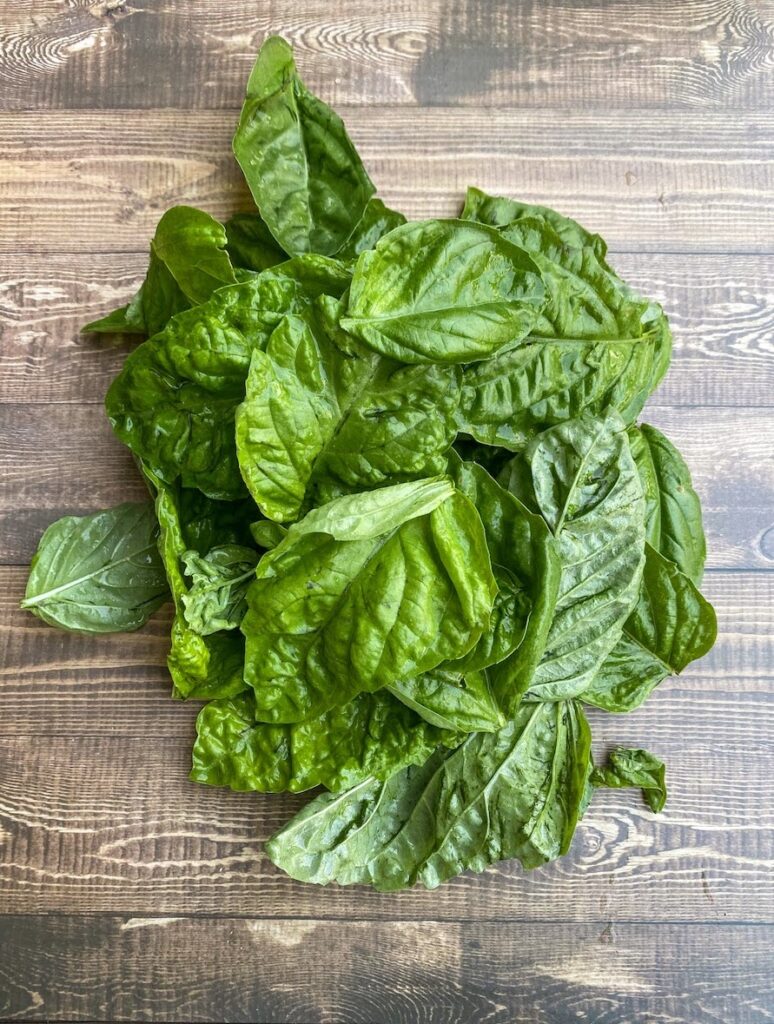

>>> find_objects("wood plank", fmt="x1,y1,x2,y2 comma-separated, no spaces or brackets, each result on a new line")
0,569,771,919
1,919,771,1024
1,569,769,735
1,404,771,569
3,252,773,408
1,0,774,111
1,109,772,254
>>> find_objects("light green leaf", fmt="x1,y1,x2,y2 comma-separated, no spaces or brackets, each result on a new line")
388,667,503,733
181,545,259,635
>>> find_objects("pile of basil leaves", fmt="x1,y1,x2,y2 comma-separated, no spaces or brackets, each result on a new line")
23,37,717,891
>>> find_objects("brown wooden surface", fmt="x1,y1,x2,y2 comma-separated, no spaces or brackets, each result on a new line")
1,1,773,1021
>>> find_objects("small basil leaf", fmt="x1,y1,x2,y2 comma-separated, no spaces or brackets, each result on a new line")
590,747,667,813
181,545,259,635
388,667,504,733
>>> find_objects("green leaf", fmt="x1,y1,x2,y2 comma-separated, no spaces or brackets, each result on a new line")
225,212,287,272
181,545,259,635
456,215,671,449
334,197,407,260
630,423,706,585
22,502,169,634
581,543,717,713
233,36,375,256
241,478,497,723
448,454,561,715
84,206,238,338
191,689,447,794
590,747,667,813
501,413,646,700
266,699,591,890
235,310,460,522
106,261,349,500
388,667,504,733
341,219,545,364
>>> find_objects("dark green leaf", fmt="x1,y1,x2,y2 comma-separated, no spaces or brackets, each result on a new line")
341,219,545,364
334,197,407,260
233,36,375,256
22,502,169,633
590,747,667,813
225,212,287,272
266,700,591,890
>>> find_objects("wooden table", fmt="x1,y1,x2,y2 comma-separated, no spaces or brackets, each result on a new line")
1,2,773,1021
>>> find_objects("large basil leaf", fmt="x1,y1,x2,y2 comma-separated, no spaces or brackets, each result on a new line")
242,478,497,723
590,747,667,813
456,216,671,449
266,699,591,890
84,206,238,337
22,502,169,633
448,454,561,715
501,413,646,700
106,259,350,500
191,689,447,794
334,197,406,260
629,423,706,585
581,543,717,713
341,219,545,364
224,212,287,272
235,310,460,522
388,667,504,733
181,545,259,635
233,36,375,257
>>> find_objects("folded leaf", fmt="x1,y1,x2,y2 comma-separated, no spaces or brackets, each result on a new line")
84,206,238,337
590,747,667,813
501,413,646,700
457,216,671,449
224,212,287,272
181,545,259,635
241,478,497,723
266,699,591,890
233,36,375,256
191,690,447,794
341,219,545,364
388,667,504,733
107,260,350,499
581,543,717,713
22,503,168,633
629,423,706,585
235,311,460,521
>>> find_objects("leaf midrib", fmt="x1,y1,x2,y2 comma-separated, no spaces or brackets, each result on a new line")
22,541,159,609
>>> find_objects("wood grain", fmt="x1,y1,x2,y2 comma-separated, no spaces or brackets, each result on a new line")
1,403,771,569
1,0,773,111
3,252,773,407
1,917,771,1023
2,109,772,255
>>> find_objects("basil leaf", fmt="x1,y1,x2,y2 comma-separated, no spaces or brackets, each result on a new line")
630,423,706,584
341,219,545,364
334,197,407,260
388,667,504,733
84,206,238,337
590,747,667,813
581,543,717,713
191,689,447,794
22,502,169,634
266,699,591,890
241,478,497,723
181,545,259,635
235,310,460,522
224,212,287,272
233,36,375,256
501,413,646,700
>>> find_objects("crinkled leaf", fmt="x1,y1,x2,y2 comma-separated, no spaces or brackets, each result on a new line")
266,699,591,890
181,545,259,635
242,479,497,723
341,219,545,364
581,543,717,713
191,689,447,794
22,502,168,633
500,413,646,700
591,747,667,813
235,310,460,522
233,36,375,256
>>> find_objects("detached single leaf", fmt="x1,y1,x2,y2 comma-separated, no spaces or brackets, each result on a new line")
341,219,545,364
242,479,497,723
191,689,447,794
590,747,667,813
235,311,460,522
233,36,375,256
501,413,646,700
581,543,717,713
181,545,259,635
266,700,591,890
22,502,168,633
